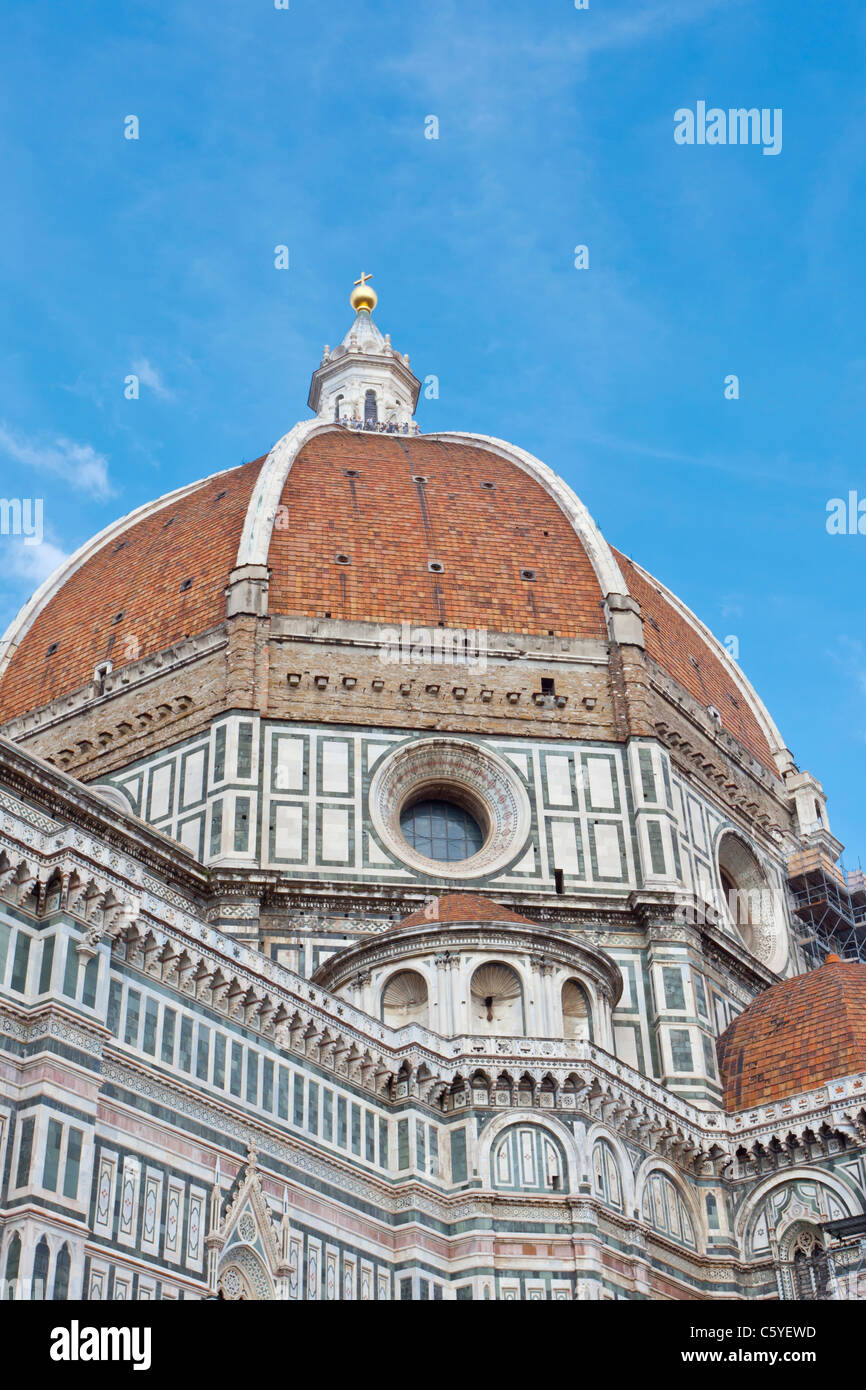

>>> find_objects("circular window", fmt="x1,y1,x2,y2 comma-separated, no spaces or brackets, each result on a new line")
368,737,531,880
400,798,484,862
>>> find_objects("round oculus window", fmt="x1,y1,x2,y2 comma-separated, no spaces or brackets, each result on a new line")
368,737,531,880
400,798,484,862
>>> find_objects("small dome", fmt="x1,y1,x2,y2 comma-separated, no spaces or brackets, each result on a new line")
395,892,537,930
717,955,866,1111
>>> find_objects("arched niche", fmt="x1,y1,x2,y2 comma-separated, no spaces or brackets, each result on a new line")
490,1123,569,1194
639,1167,699,1251
561,978,592,1040
31,1237,50,1301
53,1243,71,1300
591,1138,623,1210
381,969,429,1028
470,961,524,1037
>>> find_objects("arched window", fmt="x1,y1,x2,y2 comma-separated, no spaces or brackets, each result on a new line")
592,1140,623,1210
561,979,592,1040
706,1193,720,1230
334,394,344,422
791,1230,831,1300
491,1125,568,1193
364,390,378,426
3,1232,21,1296
31,1237,50,1300
641,1171,696,1249
53,1243,71,1300
381,970,428,1028
470,962,524,1037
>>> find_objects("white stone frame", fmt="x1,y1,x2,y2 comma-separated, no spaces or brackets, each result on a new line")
235,419,338,569
477,1111,581,1195
425,432,629,600
734,1167,861,1249
634,1158,706,1252
367,736,532,881
714,825,790,974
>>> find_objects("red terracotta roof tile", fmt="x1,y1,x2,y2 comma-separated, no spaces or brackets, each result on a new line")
397,892,537,929
0,460,265,723
614,550,777,775
267,434,608,638
717,957,866,1111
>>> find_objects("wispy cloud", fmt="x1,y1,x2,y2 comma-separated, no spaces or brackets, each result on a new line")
0,425,114,499
131,356,174,401
387,0,736,102
574,429,824,488
720,596,744,620
0,534,67,588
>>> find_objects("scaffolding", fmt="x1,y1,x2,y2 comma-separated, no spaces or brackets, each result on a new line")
777,1240,866,1300
786,846,866,967
776,1215,866,1300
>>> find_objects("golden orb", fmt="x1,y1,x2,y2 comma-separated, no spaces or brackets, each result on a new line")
350,271,378,314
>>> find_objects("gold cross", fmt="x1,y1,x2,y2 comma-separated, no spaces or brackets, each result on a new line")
354,271,373,288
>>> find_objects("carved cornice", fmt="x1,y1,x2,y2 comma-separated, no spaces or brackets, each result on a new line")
0,627,226,742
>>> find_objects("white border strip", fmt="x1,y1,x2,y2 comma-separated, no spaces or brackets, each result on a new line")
235,419,341,568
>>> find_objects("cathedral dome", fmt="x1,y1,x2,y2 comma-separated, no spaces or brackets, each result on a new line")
0,424,784,775
0,281,789,788
717,955,866,1111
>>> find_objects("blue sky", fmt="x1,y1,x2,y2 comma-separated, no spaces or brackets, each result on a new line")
0,0,864,862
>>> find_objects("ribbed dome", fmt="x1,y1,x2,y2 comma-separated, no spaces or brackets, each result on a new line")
0,458,264,723
266,433,607,637
0,425,781,778
0,432,608,724
717,955,866,1112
